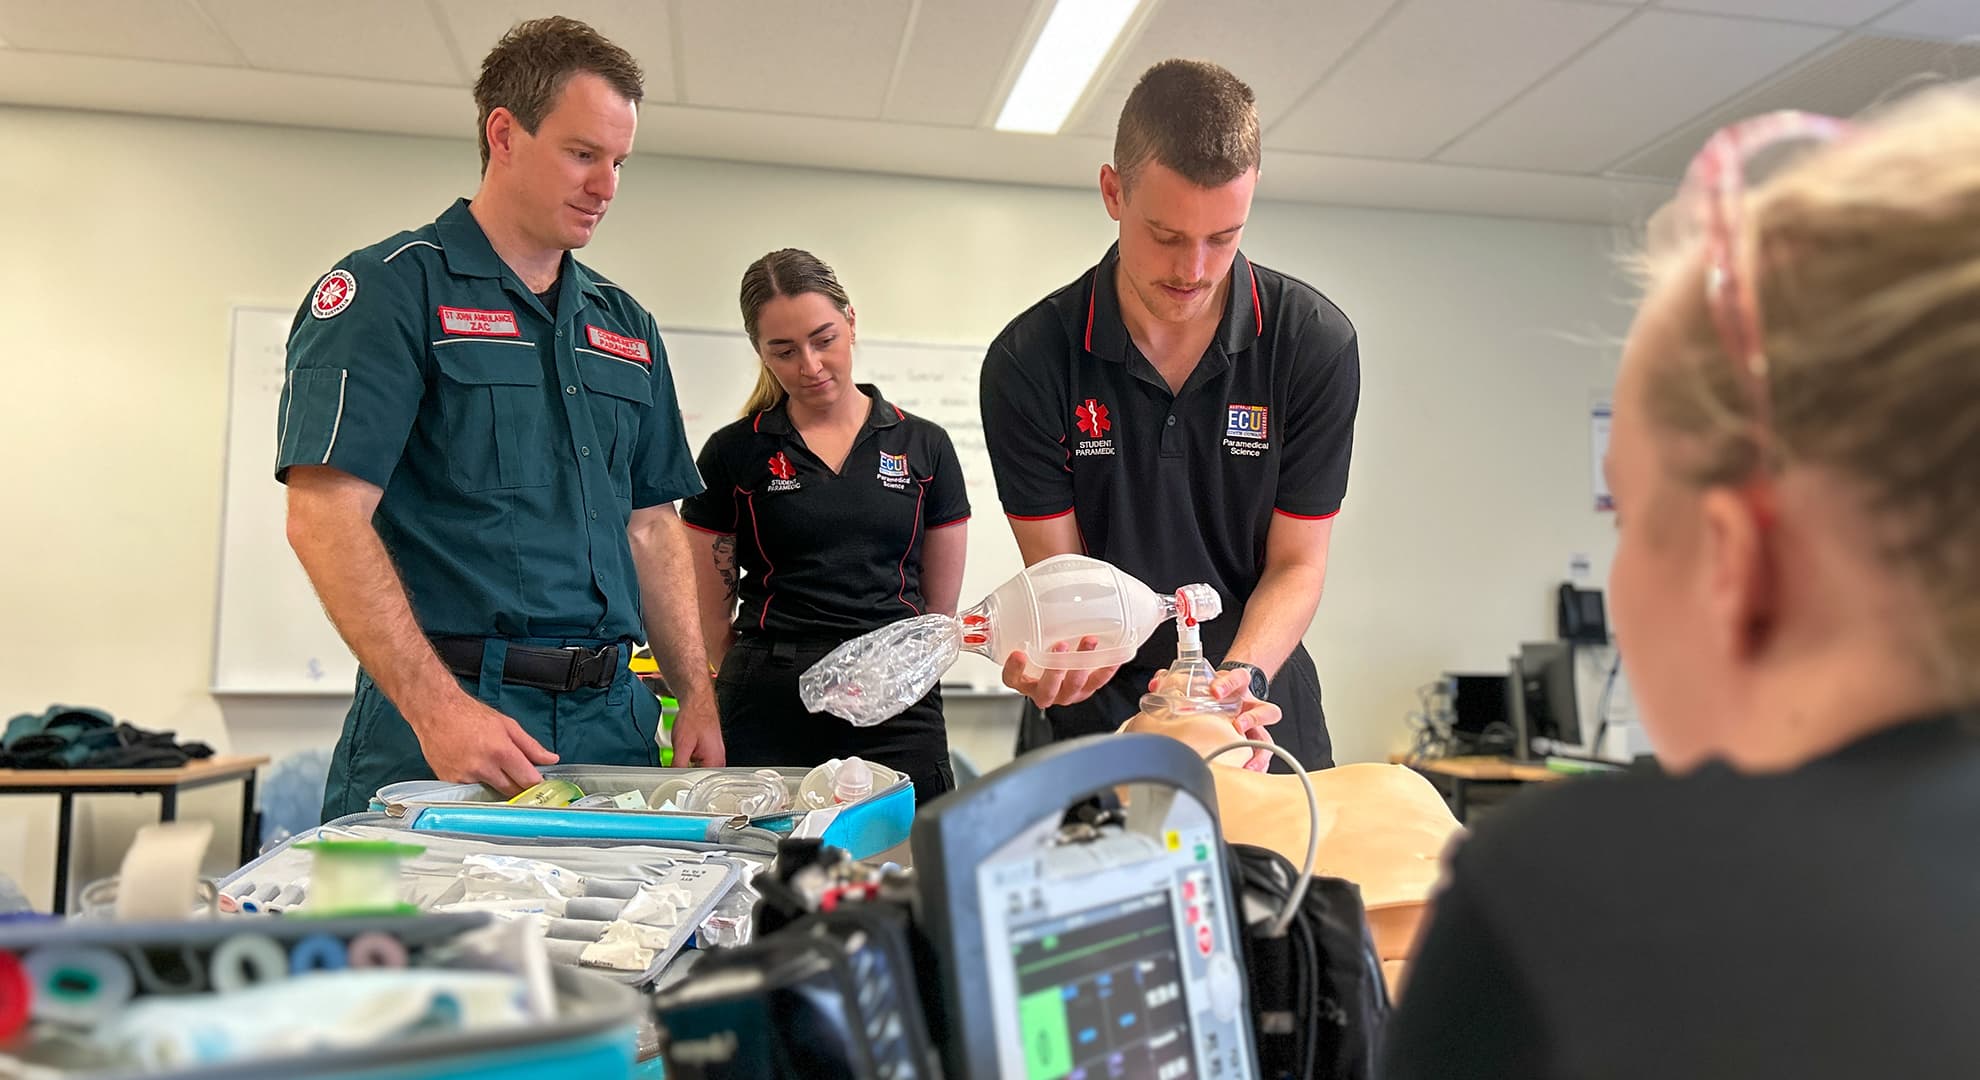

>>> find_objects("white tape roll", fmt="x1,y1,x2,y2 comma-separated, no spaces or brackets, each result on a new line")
23,947,135,1025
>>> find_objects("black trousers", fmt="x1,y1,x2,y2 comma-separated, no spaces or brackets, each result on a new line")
716,633,955,805
1015,643,1334,772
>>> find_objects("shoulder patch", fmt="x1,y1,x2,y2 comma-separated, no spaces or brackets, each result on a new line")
310,269,357,320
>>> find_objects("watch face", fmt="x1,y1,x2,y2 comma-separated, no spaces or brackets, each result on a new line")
1222,663,1268,700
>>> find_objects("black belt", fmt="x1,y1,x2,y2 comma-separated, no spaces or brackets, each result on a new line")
432,638,621,693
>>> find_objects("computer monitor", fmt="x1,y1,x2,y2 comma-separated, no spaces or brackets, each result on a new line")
1449,673,1512,737
1515,641,1580,755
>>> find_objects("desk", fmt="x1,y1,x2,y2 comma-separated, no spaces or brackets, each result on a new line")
0,755,270,913
1390,754,1563,822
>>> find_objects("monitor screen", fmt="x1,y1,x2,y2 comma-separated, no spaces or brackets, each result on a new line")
1450,672,1511,737
920,740,1255,1080
1005,890,1197,1080
1519,641,1581,747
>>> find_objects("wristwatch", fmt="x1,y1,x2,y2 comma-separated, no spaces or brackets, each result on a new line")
1216,661,1270,700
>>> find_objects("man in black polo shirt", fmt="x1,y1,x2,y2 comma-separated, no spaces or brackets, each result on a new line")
981,59,1359,769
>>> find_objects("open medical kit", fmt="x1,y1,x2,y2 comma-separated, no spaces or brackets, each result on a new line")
372,763,917,862
0,912,644,1079
220,813,750,988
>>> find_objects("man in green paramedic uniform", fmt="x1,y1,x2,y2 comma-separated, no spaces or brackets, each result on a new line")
278,17,726,822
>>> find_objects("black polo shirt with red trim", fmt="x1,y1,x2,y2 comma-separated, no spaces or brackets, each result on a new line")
680,385,970,638
979,243,1359,666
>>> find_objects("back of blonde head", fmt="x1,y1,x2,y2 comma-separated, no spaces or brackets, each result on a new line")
1639,81,1980,697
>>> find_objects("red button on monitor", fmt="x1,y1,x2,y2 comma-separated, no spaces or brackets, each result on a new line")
1186,904,1200,924
1182,879,1196,901
1196,923,1214,955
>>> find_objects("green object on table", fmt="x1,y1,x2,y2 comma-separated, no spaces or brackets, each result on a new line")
293,838,425,916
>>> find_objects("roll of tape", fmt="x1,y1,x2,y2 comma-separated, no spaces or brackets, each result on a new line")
122,945,204,995
345,932,407,970
287,934,347,974
209,934,290,992
23,947,135,1025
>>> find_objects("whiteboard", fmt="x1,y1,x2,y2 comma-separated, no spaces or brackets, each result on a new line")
213,306,348,693
212,311,1019,694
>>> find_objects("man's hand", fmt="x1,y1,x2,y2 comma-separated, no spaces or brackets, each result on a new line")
669,695,726,767
1002,636,1122,708
405,691,559,794
1144,667,1280,771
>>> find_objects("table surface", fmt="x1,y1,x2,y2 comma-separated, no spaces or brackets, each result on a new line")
0,754,270,789
1391,753,1562,784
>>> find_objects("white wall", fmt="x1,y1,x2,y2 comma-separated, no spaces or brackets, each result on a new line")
0,106,1633,906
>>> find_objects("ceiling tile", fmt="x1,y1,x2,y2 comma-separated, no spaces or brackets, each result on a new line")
199,0,460,85
0,49,474,140
1613,35,1980,180
1653,0,1895,26
0,0,243,65
1270,0,1629,159
1260,148,1674,223
882,0,1035,126
1064,0,1395,139
1874,0,1980,41
432,1,677,99
673,0,913,119
1439,9,1835,172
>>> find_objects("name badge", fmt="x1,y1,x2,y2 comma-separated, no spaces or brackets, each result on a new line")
437,306,521,337
586,325,651,364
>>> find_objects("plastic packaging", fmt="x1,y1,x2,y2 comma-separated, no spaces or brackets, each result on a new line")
508,779,585,807
796,757,901,810
458,854,586,904
653,770,791,817
92,969,533,1070
570,790,647,811
694,878,760,950
801,554,1222,726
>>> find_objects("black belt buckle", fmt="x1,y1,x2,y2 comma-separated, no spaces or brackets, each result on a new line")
564,643,617,691
555,646,585,692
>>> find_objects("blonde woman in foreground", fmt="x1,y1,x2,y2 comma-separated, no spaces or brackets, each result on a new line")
1385,83,1980,1079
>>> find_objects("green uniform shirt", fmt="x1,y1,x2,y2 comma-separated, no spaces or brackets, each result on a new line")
275,198,703,642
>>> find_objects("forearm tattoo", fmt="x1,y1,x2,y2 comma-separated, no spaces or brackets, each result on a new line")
713,534,738,601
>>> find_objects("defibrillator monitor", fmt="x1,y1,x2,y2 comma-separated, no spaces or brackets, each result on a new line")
913,735,1255,1080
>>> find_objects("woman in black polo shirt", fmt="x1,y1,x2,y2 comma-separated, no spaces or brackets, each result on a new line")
681,249,969,804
